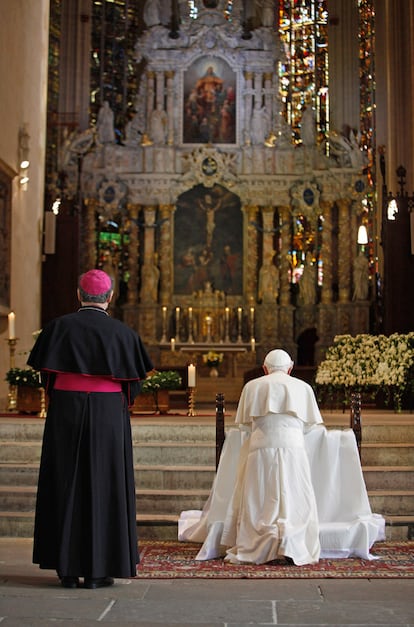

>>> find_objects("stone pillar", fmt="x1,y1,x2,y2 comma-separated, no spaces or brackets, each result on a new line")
83,197,98,270
261,206,275,261
337,198,352,302
139,206,158,304
159,204,174,305
126,203,139,305
166,71,175,145
253,72,263,103
244,72,253,143
156,71,164,108
263,72,273,129
244,205,259,304
320,200,333,304
278,205,291,306
146,71,155,128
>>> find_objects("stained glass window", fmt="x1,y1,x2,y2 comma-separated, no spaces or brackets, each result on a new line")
278,0,329,146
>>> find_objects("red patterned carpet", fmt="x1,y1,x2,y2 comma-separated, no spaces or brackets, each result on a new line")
135,540,414,579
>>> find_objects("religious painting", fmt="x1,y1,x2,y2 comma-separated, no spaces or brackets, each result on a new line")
183,56,237,145
174,184,242,295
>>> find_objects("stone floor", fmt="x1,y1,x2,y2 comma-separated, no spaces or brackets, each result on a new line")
0,538,413,626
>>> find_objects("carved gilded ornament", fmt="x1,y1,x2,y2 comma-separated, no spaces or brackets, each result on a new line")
181,146,238,189
97,179,127,217
290,180,320,218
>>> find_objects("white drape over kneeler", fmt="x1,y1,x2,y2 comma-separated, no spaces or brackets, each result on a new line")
178,426,385,563
178,372,384,565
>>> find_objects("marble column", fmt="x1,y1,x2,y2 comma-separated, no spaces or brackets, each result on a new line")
156,71,164,108
146,71,155,129
83,197,99,270
159,204,174,305
337,198,352,302
126,203,139,305
320,200,333,304
278,205,291,306
166,71,175,145
139,206,158,304
244,205,259,304
244,71,253,143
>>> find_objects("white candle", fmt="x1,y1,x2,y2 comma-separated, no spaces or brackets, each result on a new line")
188,363,196,388
225,306,229,322
250,337,256,352
8,311,16,339
170,337,175,351
162,305,167,319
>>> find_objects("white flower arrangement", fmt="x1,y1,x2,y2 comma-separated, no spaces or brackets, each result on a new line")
315,332,414,411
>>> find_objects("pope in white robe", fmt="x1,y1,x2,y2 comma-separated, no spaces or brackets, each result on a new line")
178,349,385,565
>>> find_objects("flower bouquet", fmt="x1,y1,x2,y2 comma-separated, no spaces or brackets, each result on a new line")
202,351,224,377
315,332,414,411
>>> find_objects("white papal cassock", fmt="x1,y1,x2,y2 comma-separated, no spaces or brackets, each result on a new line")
178,372,385,565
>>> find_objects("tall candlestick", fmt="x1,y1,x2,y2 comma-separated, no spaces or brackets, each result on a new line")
205,315,212,342
161,306,167,343
188,363,196,387
237,307,243,343
175,306,180,340
8,311,16,339
250,306,255,339
224,306,230,343
188,307,194,343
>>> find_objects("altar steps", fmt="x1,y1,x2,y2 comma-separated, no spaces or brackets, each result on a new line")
0,412,413,541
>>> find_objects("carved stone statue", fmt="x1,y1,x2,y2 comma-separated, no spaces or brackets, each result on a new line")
150,103,168,144
298,252,316,305
300,106,316,147
352,251,369,301
258,253,280,303
97,101,115,144
250,101,269,145
143,0,161,28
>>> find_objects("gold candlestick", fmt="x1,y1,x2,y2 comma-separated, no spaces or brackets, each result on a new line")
187,387,196,416
6,338,18,411
39,388,47,419
161,306,167,343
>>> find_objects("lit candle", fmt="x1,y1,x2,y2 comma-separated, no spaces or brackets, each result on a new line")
8,311,16,339
250,337,256,352
225,306,229,322
250,306,255,338
162,305,167,319
188,363,196,388
237,306,242,326
170,337,175,351
175,306,180,340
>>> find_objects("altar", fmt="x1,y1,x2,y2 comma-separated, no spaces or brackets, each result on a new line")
59,1,372,370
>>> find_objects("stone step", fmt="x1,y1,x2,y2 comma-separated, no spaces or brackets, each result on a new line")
359,424,414,443
135,442,215,465
361,443,414,466
363,466,414,490
1,510,413,542
2,484,412,519
368,490,414,515
0,443,42,463
0,463,216,489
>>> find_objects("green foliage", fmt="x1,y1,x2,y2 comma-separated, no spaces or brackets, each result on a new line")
5,368,41,388
141,370,182,393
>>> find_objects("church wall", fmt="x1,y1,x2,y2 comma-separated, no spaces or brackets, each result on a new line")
0,1,49,407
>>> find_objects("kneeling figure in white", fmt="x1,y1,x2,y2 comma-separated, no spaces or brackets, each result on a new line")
179,349,385,565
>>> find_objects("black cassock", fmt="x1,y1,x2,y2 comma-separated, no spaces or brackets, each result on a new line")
28,307,153,579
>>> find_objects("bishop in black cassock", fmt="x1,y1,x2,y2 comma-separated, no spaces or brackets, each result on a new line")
28,269,153,589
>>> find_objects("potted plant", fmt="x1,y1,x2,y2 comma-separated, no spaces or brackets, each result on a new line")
132,370,182,414
5,367,45,413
